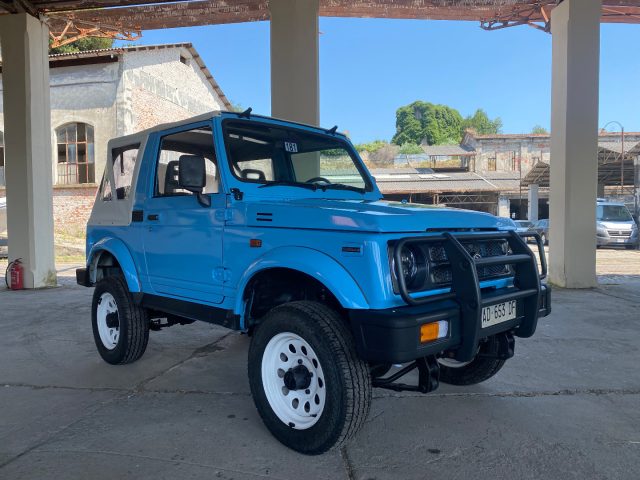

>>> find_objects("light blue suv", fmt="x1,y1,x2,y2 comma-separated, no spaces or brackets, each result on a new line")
77,110,551,454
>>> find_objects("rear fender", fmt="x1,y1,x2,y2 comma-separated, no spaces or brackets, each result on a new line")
88,237,141,292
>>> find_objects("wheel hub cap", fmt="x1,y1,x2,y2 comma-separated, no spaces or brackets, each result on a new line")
96,292,119,350
283,365,312,391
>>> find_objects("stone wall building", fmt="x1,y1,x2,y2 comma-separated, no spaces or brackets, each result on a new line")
0,43,230,249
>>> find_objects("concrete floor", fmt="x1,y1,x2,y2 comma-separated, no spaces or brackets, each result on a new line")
1,260,639,479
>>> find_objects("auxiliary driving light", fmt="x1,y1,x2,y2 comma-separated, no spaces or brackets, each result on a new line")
420,320,449,343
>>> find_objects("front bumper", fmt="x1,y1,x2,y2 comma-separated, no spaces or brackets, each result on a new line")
351,230,550,364
597,233,638,247
350,284,551,364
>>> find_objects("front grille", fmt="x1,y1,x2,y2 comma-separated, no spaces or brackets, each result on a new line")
426,239,512,287
607,230,631,237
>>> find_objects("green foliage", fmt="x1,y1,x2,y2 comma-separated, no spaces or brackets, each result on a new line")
462,109,502,135
355,140,388,154
392,101,463,146
49,37,114,54
398,143,424,155
393,102,502,146
531,125,549,134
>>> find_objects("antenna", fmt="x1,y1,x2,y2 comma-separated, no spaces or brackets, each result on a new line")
327,125,338,135
239,107,252,119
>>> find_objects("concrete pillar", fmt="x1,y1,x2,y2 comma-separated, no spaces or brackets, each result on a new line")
549,0,601,288
270,0,319,126
497,196,510,218
0,14,57,288
528,184,539,222
634,154,640,226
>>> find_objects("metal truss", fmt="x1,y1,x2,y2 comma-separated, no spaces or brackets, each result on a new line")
47,17,141,48
435,193,498,205
480,1,558,33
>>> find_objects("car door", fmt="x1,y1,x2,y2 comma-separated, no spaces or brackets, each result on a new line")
142,122,225,304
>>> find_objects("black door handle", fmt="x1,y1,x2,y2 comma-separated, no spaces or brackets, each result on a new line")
147,214,159,221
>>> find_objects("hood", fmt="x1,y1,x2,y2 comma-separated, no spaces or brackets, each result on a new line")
599,220,636,230
244,198,511,233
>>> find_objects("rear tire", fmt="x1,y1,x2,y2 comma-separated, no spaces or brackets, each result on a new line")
92,276,149,365
438,336,506,386
248,301,371,455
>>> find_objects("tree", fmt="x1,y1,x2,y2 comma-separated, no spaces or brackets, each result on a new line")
392,101,463,146
49,37,114,55
398,143,424,155
531,125,549,134
462,109,502,135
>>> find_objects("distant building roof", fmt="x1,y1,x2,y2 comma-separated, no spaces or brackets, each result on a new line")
371,168,520,194
421,144,475,156
2,43,232,110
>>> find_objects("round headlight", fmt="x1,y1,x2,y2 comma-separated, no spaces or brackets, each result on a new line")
400,246,418,286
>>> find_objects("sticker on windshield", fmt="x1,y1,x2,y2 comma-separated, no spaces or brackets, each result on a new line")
284,141,298,153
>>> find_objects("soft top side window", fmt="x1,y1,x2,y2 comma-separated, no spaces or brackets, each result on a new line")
155,126,219,197
100,143,139,201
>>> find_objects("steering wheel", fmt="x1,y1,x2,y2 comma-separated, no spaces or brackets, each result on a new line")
305,176,332,185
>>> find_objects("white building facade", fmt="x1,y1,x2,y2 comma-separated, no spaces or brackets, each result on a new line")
0,43,230,188
0,43,230,240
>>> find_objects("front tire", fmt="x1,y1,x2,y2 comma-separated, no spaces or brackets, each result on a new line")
92,276,149,365
248,301,371,455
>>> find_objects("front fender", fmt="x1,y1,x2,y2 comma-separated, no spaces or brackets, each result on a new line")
234,246,370,314
88,237,141,292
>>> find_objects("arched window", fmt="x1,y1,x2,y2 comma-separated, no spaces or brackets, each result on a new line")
56,123,95,184
0,131,5,186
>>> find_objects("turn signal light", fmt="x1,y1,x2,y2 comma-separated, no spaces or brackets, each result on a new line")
420,321,449,343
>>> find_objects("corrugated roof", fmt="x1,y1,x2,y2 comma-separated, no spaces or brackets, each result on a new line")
372,169,520,194
17,43,232,110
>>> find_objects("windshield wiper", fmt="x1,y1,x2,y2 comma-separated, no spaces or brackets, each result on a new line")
258,181,319,191
321,183,365,193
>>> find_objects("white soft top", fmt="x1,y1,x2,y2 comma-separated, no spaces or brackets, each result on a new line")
111,110,223,146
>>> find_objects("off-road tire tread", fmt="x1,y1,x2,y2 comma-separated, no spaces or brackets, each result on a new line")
92,275,149,365
248,301,371,454
439,355,505,386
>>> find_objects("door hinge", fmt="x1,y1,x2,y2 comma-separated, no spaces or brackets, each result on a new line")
213,267,231,283
215,209,233,222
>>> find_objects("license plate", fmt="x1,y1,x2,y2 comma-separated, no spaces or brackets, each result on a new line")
481,300,517,328
615,238,625,243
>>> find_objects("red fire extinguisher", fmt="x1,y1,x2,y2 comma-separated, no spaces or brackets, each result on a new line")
6,258,24,290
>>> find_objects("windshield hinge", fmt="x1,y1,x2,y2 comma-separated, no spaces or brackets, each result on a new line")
230,188,243,201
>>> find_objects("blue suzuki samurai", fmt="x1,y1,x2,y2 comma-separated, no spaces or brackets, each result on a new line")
77,110,550,454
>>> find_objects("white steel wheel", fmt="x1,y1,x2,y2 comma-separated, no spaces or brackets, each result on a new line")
91,276,149,365
261,332,326,430
96,292,120,350
248,301,372,454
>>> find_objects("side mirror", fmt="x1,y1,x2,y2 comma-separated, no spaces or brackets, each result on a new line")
178,155,210,207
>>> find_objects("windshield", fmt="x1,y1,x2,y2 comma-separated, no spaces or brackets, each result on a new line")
223,120,372,192
597,205,633,222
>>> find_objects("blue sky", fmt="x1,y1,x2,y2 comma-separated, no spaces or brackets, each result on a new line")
132,19,640,144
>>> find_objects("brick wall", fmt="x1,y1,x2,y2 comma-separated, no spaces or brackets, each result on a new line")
52,186,97,238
